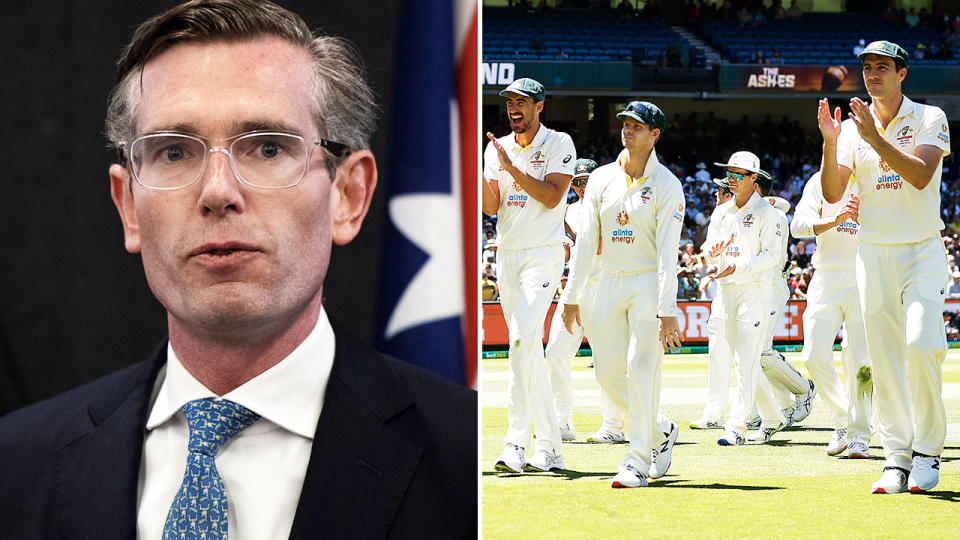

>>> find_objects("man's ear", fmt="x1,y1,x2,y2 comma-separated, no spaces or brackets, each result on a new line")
330,150,377,246
109,164,141,253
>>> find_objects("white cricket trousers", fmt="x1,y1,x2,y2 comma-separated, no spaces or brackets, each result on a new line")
498,244,564,453
587,270,664,471
802,268,871,441
857,238,947,469
716,281,777,434
544,276,600,426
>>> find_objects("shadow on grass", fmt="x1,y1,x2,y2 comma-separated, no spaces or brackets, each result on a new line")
781,426,833,432
650,479,785,491
922,490,960,502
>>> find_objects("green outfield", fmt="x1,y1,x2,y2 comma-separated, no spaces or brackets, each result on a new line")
481,350,960,539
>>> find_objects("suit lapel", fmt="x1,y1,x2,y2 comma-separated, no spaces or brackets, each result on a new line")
289,327,424,540
55,344,165,539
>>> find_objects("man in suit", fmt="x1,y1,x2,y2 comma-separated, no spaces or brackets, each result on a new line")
0,1,476,539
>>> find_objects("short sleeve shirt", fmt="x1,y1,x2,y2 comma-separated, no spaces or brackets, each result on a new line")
483,124,576,249
836,96,950,244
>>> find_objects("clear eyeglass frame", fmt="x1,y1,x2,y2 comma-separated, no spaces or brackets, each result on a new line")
122,130,350,191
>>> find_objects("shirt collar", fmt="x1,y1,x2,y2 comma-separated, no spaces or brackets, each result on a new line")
511,123,547,150
145,307,336,440
616,147,660,183
869,95,916,128
734,191,762,211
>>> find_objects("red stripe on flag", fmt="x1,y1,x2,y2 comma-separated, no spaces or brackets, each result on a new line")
457,2,479,388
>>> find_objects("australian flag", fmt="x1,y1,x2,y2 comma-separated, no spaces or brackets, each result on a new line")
376,0,478,386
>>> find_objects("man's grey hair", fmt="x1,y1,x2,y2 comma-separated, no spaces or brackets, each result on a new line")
105,0,378,179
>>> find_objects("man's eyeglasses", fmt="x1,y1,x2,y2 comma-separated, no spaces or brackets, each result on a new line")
122,131,351,190
727,171,749,181
571,178,588,187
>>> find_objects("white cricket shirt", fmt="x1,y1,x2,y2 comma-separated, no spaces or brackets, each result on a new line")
562,149,685,317
702,191,784,286
836,95,951,244
483,124,576,250
137,308,335,540
791,172,860,270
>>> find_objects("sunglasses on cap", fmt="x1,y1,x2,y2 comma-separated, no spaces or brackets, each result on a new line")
624,100,651,117
571,177,588,187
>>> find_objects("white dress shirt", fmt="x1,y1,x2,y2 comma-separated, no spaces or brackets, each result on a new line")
137,308,336,540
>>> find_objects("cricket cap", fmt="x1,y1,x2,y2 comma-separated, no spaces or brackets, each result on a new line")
857,40,909,67
616,100,666,132
499,78,545,101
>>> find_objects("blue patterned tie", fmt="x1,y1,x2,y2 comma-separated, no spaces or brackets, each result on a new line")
162,398,260,540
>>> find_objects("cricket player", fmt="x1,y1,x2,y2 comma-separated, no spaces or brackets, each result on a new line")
561,100,683,488
483,77,576,473
544,158,600,441
704,152,785,446
750,175,818,441
691,178,736,430
791,171,872,458
818,40,951,493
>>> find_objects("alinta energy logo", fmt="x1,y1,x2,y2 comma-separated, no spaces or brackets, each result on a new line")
673,202,684,222
611,211,634,244
836,219,859,235
940,123,950,144
876,157,902,190
507,180,529,207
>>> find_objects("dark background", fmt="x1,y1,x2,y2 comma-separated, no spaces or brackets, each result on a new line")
0,1,398,415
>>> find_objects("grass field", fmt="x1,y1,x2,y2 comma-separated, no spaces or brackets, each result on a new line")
481,350,960,539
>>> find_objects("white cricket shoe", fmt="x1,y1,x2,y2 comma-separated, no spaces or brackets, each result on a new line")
826,428,848,456
717,430,744,446
847,440,870,459
523,449,565,472
747,422,785,443
586,427,626,444
791,380,817,423
649,420,679,479
689,417,723,430
494,443,525,473
611,462,648,488
871,467,908,494
908,455,941,492
780,407,795,428
745,415,761,430
559,423,577,441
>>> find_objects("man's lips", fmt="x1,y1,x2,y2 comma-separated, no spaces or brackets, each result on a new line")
188,242,261,257
188,242,262,267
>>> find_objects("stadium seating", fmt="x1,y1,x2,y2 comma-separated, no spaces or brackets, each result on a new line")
702,13,958,65
483,7,698,65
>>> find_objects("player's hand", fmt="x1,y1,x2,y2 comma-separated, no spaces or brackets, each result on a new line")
715,264,736,278
486,132,513,172
708,234,735,258
848,97,881,145
817,98,842,143
835,193,860,224
659,316,682,353
561,304,581,334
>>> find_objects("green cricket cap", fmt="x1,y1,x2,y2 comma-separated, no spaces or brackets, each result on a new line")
857,40,909,67
616,100,666,132
499,78,545,101
572,159,599,178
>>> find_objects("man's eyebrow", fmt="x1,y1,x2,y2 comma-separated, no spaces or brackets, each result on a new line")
139,120,307,137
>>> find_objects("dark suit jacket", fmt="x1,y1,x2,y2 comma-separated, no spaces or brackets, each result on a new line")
0,325,477,539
